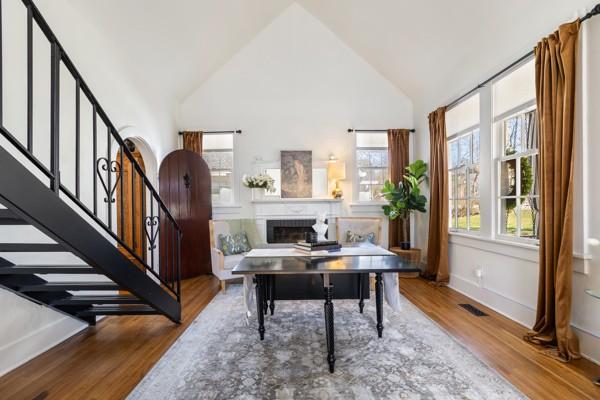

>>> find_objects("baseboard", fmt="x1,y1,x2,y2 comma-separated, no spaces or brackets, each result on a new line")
448,273,600,365
0,316,86,377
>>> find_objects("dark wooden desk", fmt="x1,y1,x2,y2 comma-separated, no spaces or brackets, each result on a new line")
232,255,420,372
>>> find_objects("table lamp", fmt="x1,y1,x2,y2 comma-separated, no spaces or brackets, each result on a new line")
327,159,346,199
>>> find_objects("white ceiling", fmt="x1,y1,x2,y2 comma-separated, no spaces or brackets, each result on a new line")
69,0,596,108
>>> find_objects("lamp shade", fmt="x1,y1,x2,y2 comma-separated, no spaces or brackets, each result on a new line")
327,161,346,181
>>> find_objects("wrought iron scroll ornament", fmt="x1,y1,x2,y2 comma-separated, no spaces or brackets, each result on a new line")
183,173,191,189
144,216,160,251
96,157,121,203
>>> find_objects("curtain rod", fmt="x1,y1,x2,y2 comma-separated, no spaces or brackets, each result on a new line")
347,128,416,133
445,3,600,111
178,130,242,135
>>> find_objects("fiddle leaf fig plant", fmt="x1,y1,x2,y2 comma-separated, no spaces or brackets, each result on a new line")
381,159,429,221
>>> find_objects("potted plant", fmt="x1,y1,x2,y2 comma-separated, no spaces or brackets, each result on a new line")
242,173,276,200
380,160,428,250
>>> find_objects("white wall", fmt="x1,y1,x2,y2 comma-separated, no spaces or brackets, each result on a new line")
413,11,600,362
0,0,175,376
178,3,413,234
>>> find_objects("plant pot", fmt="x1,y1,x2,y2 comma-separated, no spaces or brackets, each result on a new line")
399,241,411,250
251,188,264,201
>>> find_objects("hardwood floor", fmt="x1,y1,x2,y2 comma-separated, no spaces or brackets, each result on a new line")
0,275,598,399
0,275,220,400
399,277,600,400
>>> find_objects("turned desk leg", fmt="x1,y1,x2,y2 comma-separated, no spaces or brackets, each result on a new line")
375,272,383,338
255,276,265,340
269,275,275,316
323,273,335,373
358,274,365,313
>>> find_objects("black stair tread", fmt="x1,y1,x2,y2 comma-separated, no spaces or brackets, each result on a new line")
19,282,120,292
51,295,143,306
0,243,64,252
0,209,27,225
77,305,159,316
0,265,96,274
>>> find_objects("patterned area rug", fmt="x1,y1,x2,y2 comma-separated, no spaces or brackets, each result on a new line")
128,286,526,400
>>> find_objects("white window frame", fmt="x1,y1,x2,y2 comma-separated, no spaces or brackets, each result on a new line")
202,132,235,205
354,133,389,203
448,125,481,234
493,102,539,245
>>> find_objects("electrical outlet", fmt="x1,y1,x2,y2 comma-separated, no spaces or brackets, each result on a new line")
473,266,483,286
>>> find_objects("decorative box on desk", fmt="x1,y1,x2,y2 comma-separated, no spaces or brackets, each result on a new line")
389,247,421,278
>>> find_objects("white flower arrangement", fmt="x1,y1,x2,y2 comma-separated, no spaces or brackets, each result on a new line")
242,173,276,192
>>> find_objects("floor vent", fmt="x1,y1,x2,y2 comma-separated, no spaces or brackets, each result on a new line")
458,303,488,317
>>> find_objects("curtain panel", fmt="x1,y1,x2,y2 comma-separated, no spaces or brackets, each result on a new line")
387,129,411,247
423,107,449,284
524,20,581,362
182,131,203,155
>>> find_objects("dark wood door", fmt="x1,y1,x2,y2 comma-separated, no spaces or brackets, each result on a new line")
159,150,212,279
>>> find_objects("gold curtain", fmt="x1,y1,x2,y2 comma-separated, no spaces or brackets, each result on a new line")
182,131,203,155
524,20,581,362
387,129,411,248
422,107,449,284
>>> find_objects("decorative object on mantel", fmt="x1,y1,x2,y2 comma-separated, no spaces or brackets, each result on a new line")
281,150,312,198
381,160,428,250
242,173,276,200
327,156,346,199
312,212,328,241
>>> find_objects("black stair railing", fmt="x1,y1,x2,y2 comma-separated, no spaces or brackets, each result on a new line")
0,0,181,301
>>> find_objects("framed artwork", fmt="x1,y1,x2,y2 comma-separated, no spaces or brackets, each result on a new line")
280,150,312,198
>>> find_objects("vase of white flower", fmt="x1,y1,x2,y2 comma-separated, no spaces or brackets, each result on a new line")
242,173,276,201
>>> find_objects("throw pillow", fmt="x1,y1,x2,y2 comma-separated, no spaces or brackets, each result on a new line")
218,232,252,255
346,230,376,244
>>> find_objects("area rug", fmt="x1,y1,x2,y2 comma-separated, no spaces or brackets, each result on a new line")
128,286,526,400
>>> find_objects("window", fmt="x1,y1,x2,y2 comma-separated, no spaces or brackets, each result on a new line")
497,109,539,239
356,132,388,201
448,129,480,231
446,94,480,232
202,133,233,204
493,59,538,241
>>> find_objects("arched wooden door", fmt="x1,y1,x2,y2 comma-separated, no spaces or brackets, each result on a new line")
116,140,146,267
159,150,212,280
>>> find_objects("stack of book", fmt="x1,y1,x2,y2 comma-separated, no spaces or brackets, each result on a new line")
294,240,342,254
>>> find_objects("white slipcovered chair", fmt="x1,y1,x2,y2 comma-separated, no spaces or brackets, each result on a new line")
209,219,262,291
335,217,382,245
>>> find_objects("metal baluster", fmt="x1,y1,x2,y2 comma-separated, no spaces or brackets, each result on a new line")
50,42,60,193
0,0,3,126
119,145,124,240
131,161,136,254
176,227,181,299
150,195,155,271
141,183,146,262
75,79,80,198
92,107,97,215
26,4,33,152
171,220,175,290
107,127,112,230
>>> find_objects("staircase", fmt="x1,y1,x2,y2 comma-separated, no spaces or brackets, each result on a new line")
0,0,181,324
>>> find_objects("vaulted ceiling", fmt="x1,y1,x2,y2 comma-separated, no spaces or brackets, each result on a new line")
69,0,596,108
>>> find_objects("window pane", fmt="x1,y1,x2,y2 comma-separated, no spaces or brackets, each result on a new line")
520,155,538,197
210,170,232,203
356,132,387,148
449,141,459,168
456,200,467,230
369,150,387,168
469,165,479,198
520,197,540,239
500,198,517,236
358,168,372,201
458,135,471,166
449,170,455,199
469,200,480,231
500,160,516,196
357,150,370,167
472,130,480,164
203,151,233,170
449,200,457,229
503,111,536,156
457,167,467,198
